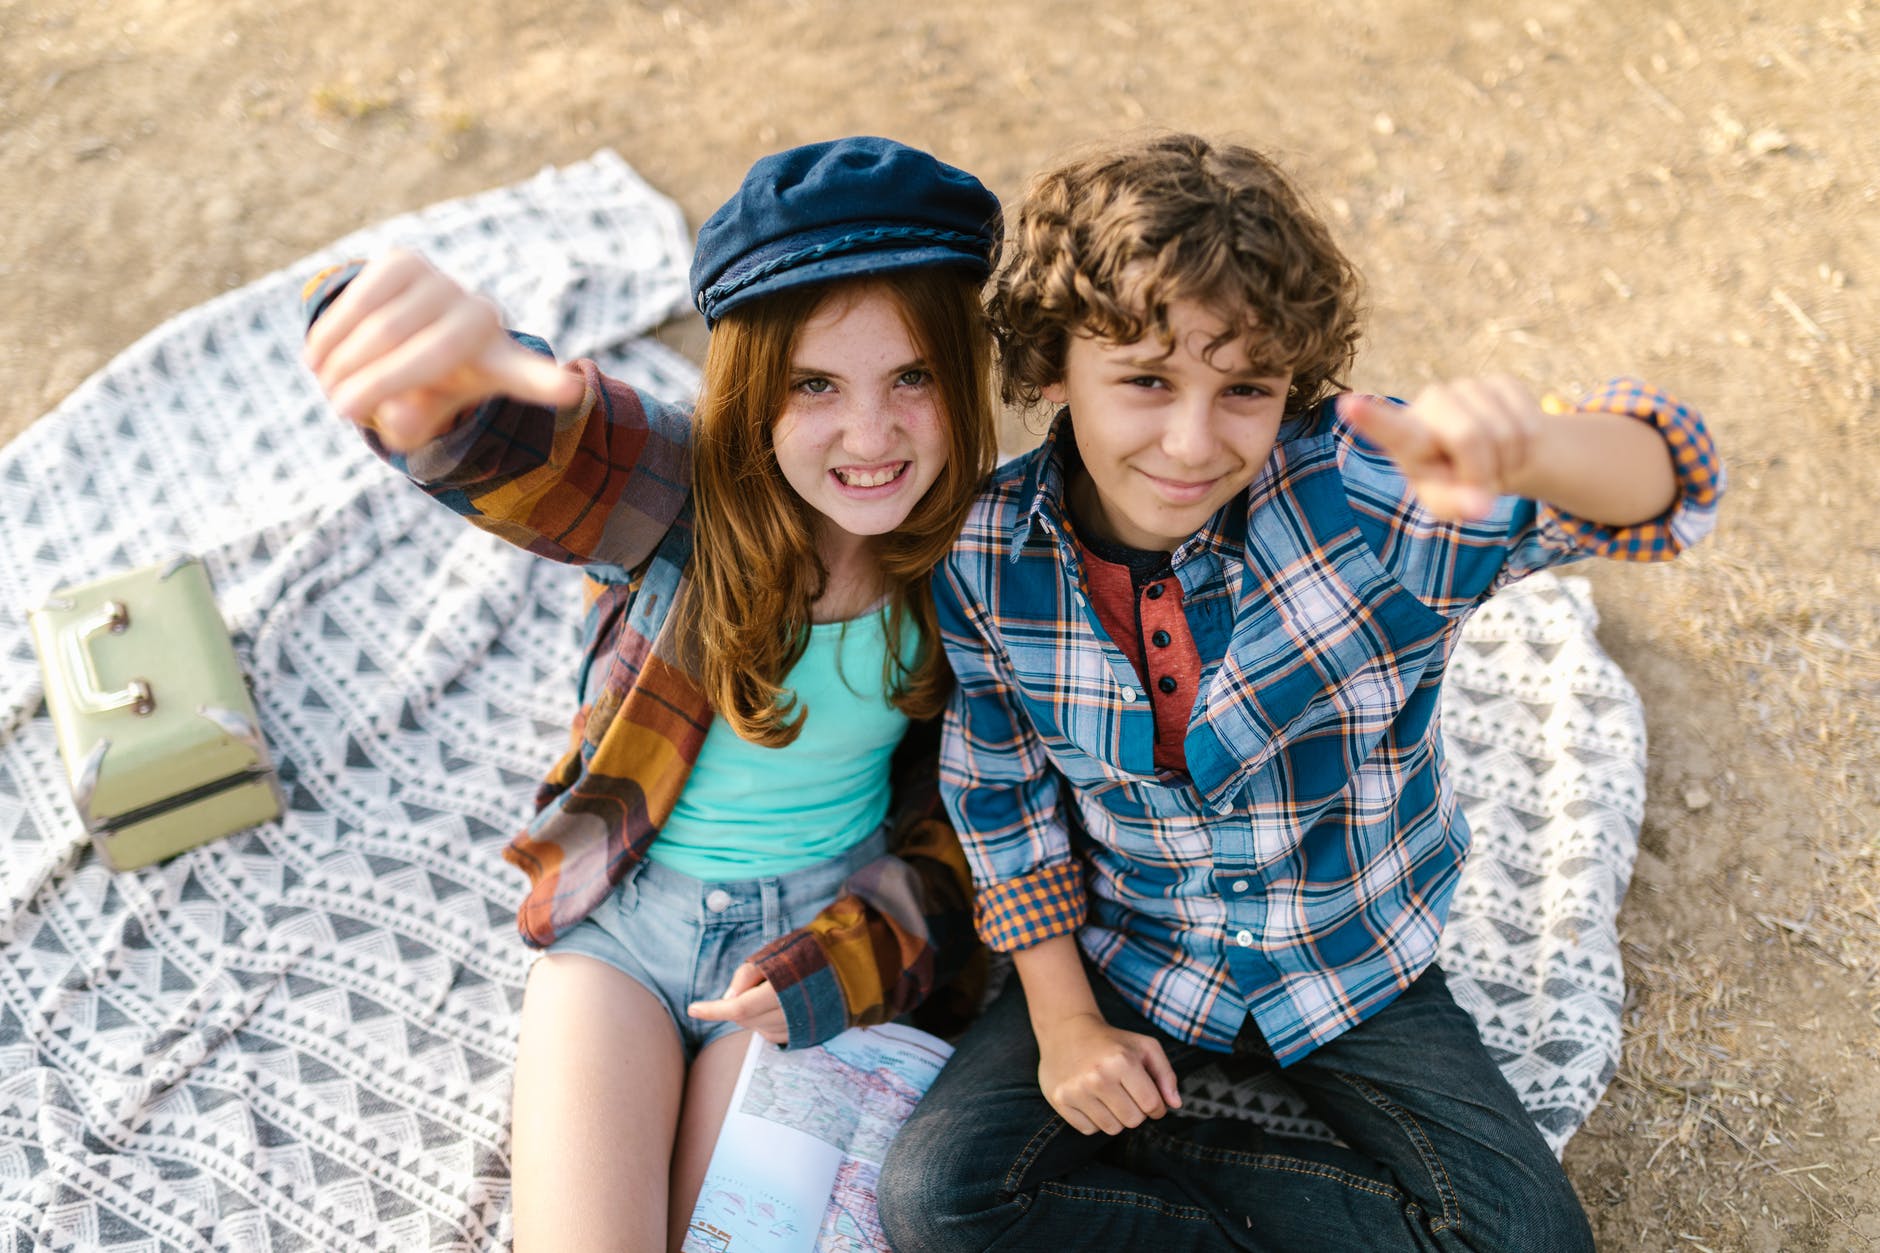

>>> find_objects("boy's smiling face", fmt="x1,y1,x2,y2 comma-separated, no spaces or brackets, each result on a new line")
1047,298,1292,552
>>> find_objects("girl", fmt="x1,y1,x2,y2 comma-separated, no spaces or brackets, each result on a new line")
301,138,1000,1251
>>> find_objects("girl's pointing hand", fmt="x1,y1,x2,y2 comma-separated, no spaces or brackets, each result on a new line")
688,963,788,1045
304,249,583,452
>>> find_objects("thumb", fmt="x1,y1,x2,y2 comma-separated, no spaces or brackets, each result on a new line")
721,962,768,999
685,964,770,1022
1142,1040,1182,1111
1339,393,1436,465
485,342,585,410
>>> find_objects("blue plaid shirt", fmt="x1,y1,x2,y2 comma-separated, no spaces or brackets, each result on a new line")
936,381,1722,1063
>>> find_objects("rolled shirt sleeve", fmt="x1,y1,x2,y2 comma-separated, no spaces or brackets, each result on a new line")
935,555,1088,952
745,776,986,1049
1536,376,1724,561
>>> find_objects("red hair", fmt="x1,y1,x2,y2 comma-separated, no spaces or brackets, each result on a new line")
678,270,995,746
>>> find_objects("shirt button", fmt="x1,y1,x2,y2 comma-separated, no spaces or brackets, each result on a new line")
1235,929,1254,948
1145,582,1165,600
1121,688,1138,702
704,888,733,913
1232,879,1249,893
1152,629,1171,648
1157,675,1177,694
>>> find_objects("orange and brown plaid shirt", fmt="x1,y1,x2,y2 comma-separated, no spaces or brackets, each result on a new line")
303,263,983,1047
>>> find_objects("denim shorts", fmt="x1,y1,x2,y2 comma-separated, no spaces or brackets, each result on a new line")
542,825,888,1059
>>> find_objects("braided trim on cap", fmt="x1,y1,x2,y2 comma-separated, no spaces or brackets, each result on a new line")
698,225,988,312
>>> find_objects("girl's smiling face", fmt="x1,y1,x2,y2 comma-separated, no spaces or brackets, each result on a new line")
771,283,949,546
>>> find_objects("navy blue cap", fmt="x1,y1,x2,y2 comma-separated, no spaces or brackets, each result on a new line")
690,137,1000,327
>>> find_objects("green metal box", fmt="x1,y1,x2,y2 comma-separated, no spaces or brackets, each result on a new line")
28,557,282,870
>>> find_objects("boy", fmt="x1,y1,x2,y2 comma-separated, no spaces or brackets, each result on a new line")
876,135,1721,1251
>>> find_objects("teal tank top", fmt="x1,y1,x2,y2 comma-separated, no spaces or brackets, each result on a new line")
647,607,912,880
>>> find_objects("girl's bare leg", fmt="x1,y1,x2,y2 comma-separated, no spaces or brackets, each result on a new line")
666,1029,755,1251
511,953,686,1253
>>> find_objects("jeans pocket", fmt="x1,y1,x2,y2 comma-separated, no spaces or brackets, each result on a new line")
607,860,648,924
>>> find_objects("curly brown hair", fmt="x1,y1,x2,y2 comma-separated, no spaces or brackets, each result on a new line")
989,133,1363,419
679,270,995,747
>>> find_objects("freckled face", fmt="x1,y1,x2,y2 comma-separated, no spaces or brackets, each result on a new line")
771,285,948,544
1047,298,1292,552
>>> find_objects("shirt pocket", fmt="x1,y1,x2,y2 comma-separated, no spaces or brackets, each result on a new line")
1198,527,1450,809
1007,630,1146,776
1073,777,1217,893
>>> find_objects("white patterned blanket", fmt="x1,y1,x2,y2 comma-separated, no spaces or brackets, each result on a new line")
0,153,1643,1250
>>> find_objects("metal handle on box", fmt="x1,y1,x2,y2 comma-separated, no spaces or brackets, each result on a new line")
60,601,154,716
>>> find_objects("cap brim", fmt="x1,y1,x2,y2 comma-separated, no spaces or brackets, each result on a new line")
707,245,986,324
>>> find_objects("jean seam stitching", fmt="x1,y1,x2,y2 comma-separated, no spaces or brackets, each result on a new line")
1004,1116,1068,1196
1034,1181,1212,1219
1334,1070,1462,1231
1131,1126,1401,1201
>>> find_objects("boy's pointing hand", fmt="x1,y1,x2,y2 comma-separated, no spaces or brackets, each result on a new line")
1341,377,1546,522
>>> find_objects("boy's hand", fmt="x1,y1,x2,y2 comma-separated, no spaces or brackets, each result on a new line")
1036,1011,1182,1136
687,963,788,1045
1342,376,1545,522
303,249,583,452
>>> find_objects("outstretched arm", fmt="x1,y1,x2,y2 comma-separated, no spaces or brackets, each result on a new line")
1342,375,1678,526
300,252,693,574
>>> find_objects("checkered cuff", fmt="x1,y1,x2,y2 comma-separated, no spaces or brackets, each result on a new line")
1544,377,1724,561
974,860,1086,952
300,261,363,329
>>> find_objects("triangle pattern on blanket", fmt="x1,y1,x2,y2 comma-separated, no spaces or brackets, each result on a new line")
0,151,1644,1248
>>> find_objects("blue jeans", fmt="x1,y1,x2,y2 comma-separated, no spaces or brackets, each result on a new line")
878,961,1593,1252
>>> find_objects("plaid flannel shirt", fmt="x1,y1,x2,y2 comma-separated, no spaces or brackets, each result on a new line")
937,380,1722,1064
302,264,984,1048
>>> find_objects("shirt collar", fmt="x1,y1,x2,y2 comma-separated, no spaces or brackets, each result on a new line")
1013,407,1253,567
1010,408,1072,558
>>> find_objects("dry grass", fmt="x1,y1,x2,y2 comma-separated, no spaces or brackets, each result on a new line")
1570,539,1880,1246
4,0,1876,1246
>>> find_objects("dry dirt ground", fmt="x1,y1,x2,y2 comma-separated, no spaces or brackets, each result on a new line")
3,0,1875,1248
